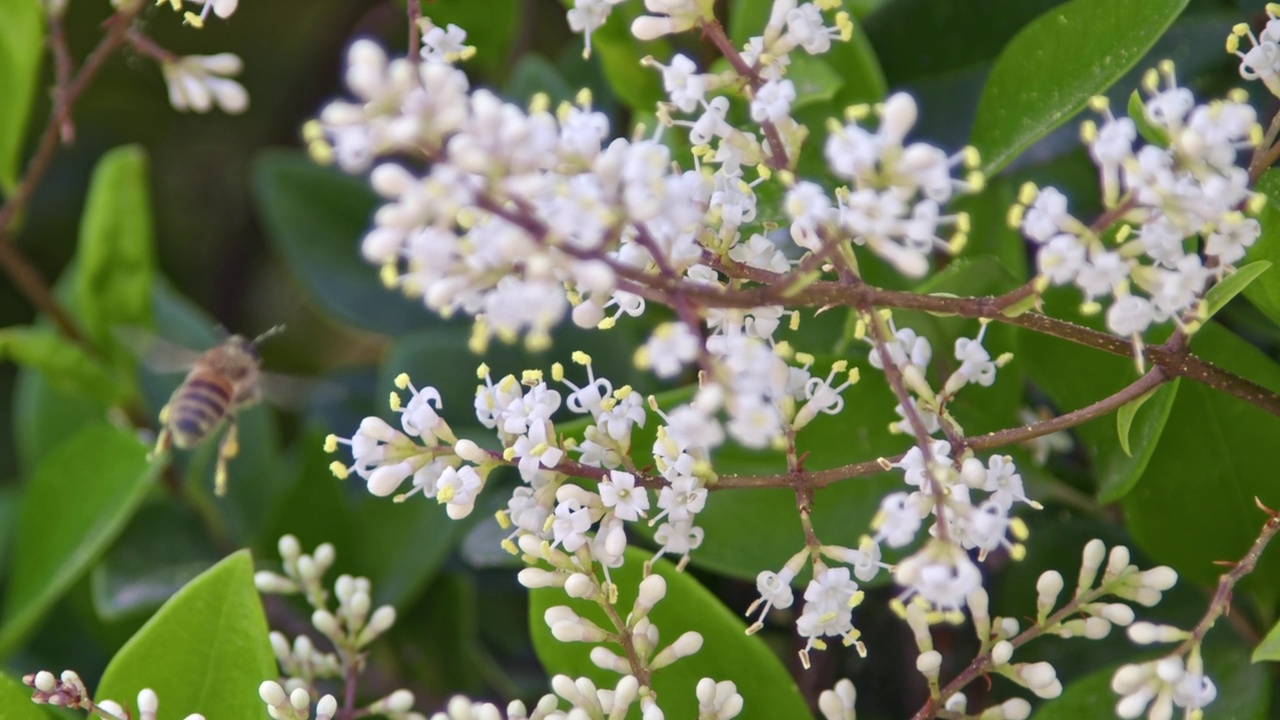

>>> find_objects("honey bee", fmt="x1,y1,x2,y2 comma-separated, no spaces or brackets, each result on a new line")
132,325,286,496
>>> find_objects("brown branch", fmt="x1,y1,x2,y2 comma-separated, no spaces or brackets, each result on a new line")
407,0,422,61
698,18,791,171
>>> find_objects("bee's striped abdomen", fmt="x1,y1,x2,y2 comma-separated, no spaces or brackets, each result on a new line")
168,373,232,448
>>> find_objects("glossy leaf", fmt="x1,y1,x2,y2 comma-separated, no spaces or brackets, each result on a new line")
970,0,1188,175
91,502,219,621
75,145,155,364
0,326,127,406
0,0,42,194
0,422,162,659
96,550,275,719
1203,261,1271,322
1126,90,1168,146
1021,290,1178,502
1123,323,1280,605
529,547,811,720
252,149,432,335
1244,169,1280,327
788,54,843,112
0,672,46,720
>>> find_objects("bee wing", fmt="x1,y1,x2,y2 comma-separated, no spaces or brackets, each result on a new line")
258,371,345,411
112,326,206,373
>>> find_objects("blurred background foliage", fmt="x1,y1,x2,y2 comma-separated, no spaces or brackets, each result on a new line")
3,0,1280,718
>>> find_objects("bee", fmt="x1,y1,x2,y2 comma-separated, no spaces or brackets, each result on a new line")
136,325,286,496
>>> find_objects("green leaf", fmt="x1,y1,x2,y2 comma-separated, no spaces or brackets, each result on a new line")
1203,261,1271,323
1115,382,1172,459
0,0,42,194
75,145,156,364
0,326,127,405
1126,90,1168,146
583,1,671,113
1033,632,1269,720
1244,169,1280,327
1255,618,1280,663
953,178,1027,282
1123,323,1280,606
91,502,219,621
788,54,844,112
0,422,162,659
251,149,433,335
505,53,576,108
0,672,46,720
1022,289,1178,502
96,550,275,719
529,547,811,720
970,0,1188,176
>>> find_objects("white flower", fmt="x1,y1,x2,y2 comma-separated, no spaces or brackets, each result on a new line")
655,475,707,523
551,498,594,552
640,322,701,378
599,470,649,521
750,78,796,124
894,540,982,613
162,54,248,114
873,491,924,548
1021,187,1070,243
658,54,706,113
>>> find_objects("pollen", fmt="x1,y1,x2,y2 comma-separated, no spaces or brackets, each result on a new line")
329,461,350,480
323,435,339,453
521,369,543,385
551,362,565,382
389,392,403,411
572,350,592,365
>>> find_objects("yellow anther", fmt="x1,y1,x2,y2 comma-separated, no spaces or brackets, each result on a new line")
528,92,550,114
1006,205,1025,229
183,11,203,27
597,317,617,330
1226,35,1240,54
1010,544,1027,561
379,263,398,289
307,141,334,166
756,163,772,181
437,484,456,503
614,385,633,400
323,435,339,453
329,461,350,480
633,346,651,369
302,120,325,143
1010,517,1030,541
395,372,412,390
503,447,517,461
795,351,816,366
500,538,519,555
389,392,402,411
1157,59,1175,76
576,87,593,107
1087,95,1109,112
1017,181,1038,205
836,13,853,41
948,233,968,254
831,359,848,373
1142,68,1160,93
496,509,511,530
789,311,801,331
1079,119,1098,143
476,363,490,378
550,363,565,382
847,367,860,384
572,350,591,365
521,369,544,385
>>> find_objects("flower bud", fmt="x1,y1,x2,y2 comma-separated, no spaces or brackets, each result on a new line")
259,681,287,707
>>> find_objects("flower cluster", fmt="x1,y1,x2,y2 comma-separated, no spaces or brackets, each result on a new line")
1013,61,1263,341
25,670,203,720
255,536,415,720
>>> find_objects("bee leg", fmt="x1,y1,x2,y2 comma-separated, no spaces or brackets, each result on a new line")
148,404,173,462
214,417,241,497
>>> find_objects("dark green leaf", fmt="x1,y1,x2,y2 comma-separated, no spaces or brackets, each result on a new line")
970,0,1188,176
0,422,162,659
0,326,127,405
90,502,219,621
0,0,42,194
1244,169,1280,327
96,550,275,719
1203,261,1271,322
1123,323,1280,606
252,149,433,335
529,547,811,719
1117,385,1153,458
75,145,155,365
0,672,46,720
1021,290,1178,502
11,367,104,475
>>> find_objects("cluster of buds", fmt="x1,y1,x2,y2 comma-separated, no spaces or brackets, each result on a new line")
256,536,408,719
25,671,202,720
